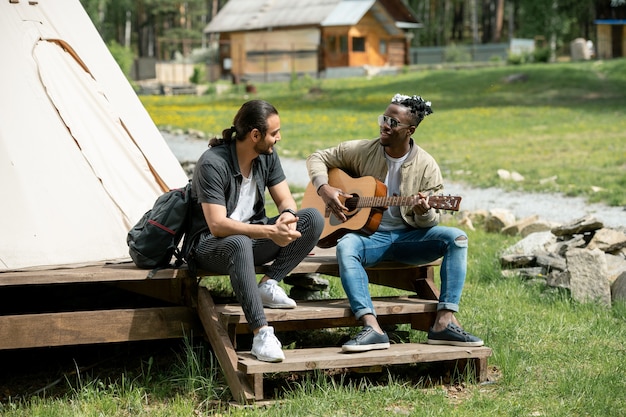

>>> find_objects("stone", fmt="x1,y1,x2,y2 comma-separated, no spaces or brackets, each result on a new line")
611,271,626,302
551,215,603,237
566,248,611,307
587,228,626,253
546,270,570,289
570,38,591,61
284,273,329,291
289,287,330,301
500,254,535,268
605,253,626,285
553,234,587,257
535,252,567,272
502,215,540,236
501,267,545,279
486,208,516,233
520,220,554,238
497,169,511,180
502,231,556,257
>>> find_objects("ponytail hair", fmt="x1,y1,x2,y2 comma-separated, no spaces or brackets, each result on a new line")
209,100,278,147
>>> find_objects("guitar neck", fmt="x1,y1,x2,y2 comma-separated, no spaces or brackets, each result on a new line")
352,195,414,208
347,194,461,211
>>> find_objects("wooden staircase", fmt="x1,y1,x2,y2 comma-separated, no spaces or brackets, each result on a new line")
191,247,493,403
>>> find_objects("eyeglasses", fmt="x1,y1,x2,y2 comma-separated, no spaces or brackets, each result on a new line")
378,114,413,129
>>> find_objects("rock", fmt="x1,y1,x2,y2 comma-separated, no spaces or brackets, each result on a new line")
553,234,587,257
546,270,570,289
605,253,626,285
486,208,516,233
503,73,528,83
611,271,626,302
289,286,330,301
511,171,525,182
551,215,603,237
501,267,545,279
535,251,567,272
566,248,611,307
500,254,535,268
520,220,554,238
497,169,511,180
586,228,626,253
502,231,556,257
502,215,540,236
284,273,329,291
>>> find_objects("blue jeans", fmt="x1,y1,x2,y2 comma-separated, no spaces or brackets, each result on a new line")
336,226,468,320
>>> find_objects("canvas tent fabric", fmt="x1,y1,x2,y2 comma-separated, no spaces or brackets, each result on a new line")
0,0,189,271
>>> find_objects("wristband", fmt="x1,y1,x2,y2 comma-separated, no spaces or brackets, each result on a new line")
281,208,297,217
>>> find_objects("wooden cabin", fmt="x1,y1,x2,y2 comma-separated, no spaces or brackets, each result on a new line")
595,19,626,59
204,0,421,82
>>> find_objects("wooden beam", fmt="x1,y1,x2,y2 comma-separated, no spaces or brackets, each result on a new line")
196,287,256,403
0,307,198,350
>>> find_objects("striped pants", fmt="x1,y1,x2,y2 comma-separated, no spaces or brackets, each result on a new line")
193,207,324,330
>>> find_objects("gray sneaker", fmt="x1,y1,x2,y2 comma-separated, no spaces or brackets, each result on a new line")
251,326,285,362
258,279,297,308
427,323,484,347
342,326,390,352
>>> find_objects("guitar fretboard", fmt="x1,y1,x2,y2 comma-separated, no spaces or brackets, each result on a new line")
349,196,413,208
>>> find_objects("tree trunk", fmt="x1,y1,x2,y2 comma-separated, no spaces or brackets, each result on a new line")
493,0,504,42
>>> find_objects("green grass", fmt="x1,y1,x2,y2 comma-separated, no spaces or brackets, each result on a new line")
3,227,625,416
142,59,626,206
2,60,626,416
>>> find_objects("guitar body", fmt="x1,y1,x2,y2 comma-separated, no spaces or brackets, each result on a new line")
302,169,388,248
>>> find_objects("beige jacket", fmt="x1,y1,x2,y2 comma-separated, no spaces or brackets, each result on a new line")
306,138,444,228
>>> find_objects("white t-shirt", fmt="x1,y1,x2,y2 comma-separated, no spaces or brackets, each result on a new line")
230,169,257,223
378,151,409,231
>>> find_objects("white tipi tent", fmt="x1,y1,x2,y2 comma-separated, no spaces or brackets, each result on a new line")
1,0,189,271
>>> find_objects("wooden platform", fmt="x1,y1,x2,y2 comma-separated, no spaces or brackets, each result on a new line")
190,248,492,403
0,264,200,350
0,247,492,403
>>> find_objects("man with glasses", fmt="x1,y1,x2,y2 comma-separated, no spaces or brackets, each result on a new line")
306,93,483,352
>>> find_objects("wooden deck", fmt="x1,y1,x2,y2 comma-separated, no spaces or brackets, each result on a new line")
0,247,492,403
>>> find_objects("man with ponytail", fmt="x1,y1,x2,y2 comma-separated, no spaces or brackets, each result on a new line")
187,100,324,362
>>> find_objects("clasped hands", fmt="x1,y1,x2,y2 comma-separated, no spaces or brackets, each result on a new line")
272,211,301,247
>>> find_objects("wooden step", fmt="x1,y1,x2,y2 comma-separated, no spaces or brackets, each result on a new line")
239,343,492,374
237,343,493,399
214,296,438,335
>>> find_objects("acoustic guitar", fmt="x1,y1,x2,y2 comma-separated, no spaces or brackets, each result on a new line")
301,168,462,248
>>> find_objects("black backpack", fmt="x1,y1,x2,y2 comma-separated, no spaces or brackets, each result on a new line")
127,181,192,269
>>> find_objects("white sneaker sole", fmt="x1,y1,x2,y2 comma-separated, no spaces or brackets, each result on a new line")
341,342,390,353
263,302,297,309
427,339,484,347
253,354,284,362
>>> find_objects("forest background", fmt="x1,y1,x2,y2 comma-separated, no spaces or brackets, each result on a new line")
78,0,626,70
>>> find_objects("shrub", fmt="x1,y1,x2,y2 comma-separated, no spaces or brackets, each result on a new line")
107,40,134,79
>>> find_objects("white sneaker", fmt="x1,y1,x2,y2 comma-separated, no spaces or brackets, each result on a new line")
251,326,285,362
258,279,297,308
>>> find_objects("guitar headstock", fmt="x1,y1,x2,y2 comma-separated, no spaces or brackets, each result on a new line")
427,195,462,212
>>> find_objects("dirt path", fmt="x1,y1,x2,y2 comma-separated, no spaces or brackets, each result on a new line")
165,134,626,229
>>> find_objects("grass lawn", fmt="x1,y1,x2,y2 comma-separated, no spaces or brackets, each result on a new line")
1,60,625,416
142,59,626,206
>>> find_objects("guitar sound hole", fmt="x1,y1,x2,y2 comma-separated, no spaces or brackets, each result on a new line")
344,194,359,212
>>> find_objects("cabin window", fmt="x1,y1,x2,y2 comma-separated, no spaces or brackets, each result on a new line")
327,36,337,53
379,39,387,54
352,37,366,52
340,36,348,53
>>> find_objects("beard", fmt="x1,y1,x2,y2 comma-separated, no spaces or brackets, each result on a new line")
254,140,274,155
